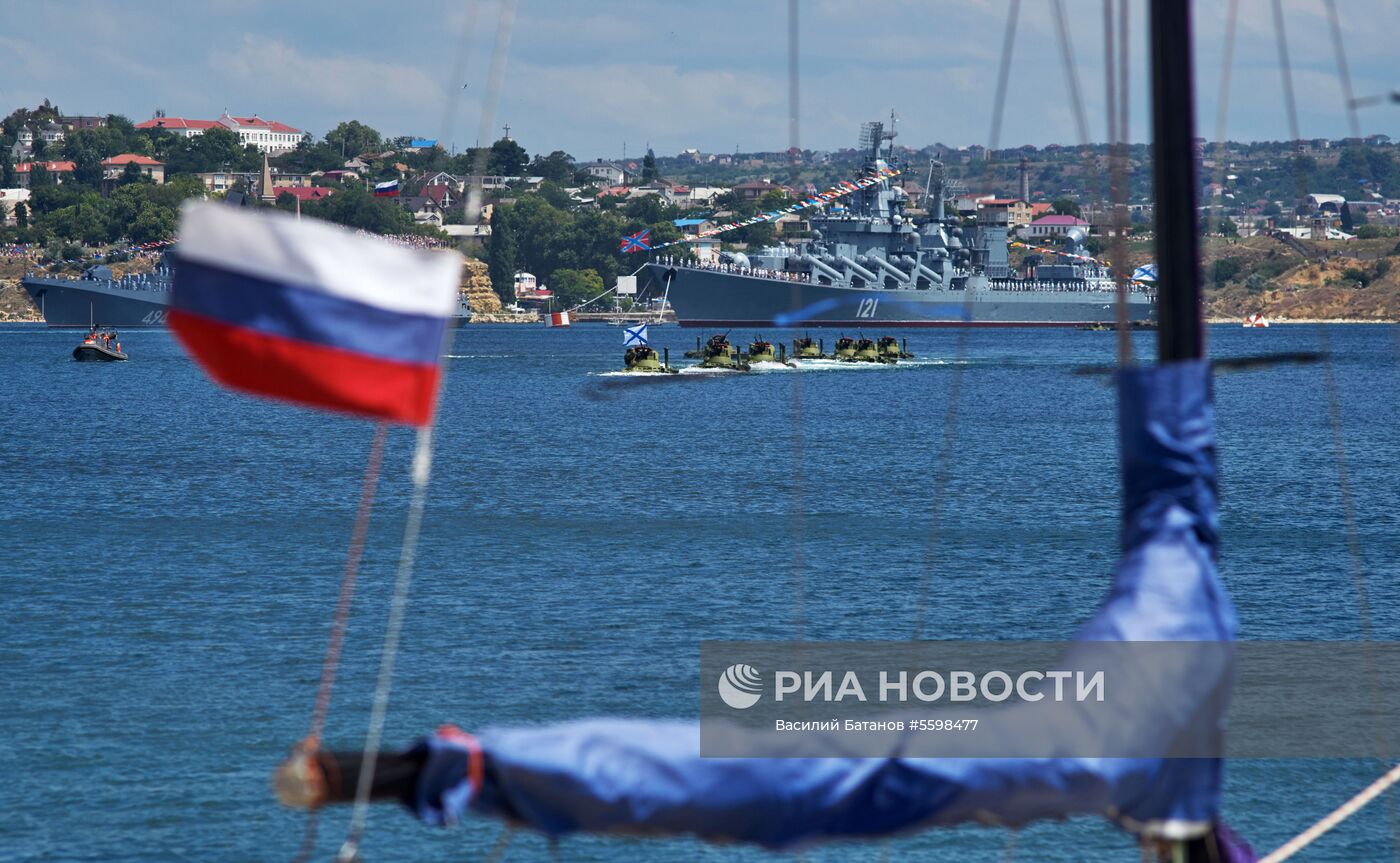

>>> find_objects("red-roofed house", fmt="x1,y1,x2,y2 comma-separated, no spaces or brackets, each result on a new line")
134,117,222,138
975,197,1036,227
1020,214,1090,240
276,187,334,202
422,184,457,208
14,161,76,189
102,154,165,184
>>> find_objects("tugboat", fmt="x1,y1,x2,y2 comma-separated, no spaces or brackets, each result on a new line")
72,326,127,362
621,345,678,374
696,333,750,371
877,336,913,361
791,335,825,359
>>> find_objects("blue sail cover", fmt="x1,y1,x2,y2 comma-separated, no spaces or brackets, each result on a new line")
408,360,1238,847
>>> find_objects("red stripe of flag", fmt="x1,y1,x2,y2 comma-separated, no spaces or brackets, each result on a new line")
169,309,440,425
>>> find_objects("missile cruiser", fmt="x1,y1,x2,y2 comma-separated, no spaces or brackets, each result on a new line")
645,120,1154,328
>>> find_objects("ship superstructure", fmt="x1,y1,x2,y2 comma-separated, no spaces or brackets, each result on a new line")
646,119,1152,327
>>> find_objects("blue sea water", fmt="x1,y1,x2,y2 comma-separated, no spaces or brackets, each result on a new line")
2,322,1398,862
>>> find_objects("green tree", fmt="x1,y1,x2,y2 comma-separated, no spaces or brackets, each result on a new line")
1341,266,1370,287
536,180,573,209
29,164,52,188
165,125,254,174
301,185,428,235
642,148,657,182
130,201,176,244
119,161,149,186
1052,197,1081,217
14,201,28,228
530,150,576,184
487,137,529,176
486,203,519,301
549,267,604,306
1,150,14,187
623,194,673,225
1212,257,1243,283
324,121,383,158
71,142,103,187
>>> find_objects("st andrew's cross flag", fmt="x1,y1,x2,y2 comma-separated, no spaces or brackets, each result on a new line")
623,323,649,347
620,228,651,253
169,202,462,426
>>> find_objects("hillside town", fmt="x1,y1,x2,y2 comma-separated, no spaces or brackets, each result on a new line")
4,99,1400,321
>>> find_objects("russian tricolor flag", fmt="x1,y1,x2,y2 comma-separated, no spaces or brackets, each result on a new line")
374,180,399,197
170,202,462,426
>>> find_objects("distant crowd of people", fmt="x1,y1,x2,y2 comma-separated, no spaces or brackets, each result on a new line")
361,232,451,250
657,254,813,283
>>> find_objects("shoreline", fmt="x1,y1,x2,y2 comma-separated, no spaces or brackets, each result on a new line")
1205,317,1398,324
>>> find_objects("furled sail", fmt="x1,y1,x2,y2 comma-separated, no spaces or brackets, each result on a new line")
379,359,1239,848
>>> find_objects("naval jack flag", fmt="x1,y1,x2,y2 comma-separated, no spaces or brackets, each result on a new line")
623,323,649,347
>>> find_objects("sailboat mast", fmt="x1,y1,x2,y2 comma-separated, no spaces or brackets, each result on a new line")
1150,0,1203,362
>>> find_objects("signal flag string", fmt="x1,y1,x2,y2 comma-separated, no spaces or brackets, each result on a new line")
621,167,900,252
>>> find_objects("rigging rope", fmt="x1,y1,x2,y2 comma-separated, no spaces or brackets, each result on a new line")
288,422,389,863
785,0,807,642
330,3,516,858
1270,1,1400,856
339,427,437,863
1259,762,1400,863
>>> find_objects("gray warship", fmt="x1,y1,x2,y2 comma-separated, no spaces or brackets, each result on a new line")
20,252,472,328
22,257,176,327
646,121,1154,327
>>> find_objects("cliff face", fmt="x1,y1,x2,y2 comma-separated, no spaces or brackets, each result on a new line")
460,256,501,314
1207,252,1400,321
0,258,40,321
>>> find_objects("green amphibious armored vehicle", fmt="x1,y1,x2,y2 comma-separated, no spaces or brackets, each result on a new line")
791,335,824,359
745,338,795,367
831,336,857,360
834,336,893,364
878,336,913,361
621,345,678,374
697,334,750,371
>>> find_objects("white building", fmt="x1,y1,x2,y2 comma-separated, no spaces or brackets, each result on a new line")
582,160,625,185
134,112,304,153
0,188,31,225
215,114,304,153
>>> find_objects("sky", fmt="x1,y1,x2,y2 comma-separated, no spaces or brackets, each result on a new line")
2,0,1397,162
